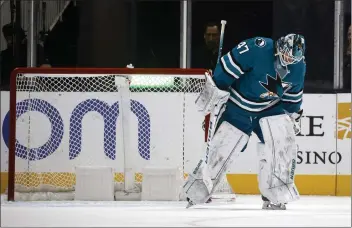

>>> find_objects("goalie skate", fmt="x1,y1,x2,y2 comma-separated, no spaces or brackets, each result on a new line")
262,201,287,210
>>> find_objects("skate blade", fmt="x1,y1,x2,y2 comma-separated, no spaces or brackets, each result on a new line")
211,196,236,203
262,203,286,210
186,201,194,209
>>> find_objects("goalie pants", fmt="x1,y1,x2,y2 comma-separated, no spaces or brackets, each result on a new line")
215,101,286,145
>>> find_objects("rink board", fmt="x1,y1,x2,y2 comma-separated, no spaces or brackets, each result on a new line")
0,91,350,196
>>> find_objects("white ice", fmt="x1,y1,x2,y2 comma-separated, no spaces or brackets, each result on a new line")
1,195,351,227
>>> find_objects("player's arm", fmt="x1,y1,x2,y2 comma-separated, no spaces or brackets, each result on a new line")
195,40,254,115
283,83,304,135
281,61,306,114
282,61,306,134
282,85,303,114
212,41,253,90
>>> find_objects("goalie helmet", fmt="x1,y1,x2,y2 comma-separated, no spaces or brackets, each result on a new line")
276,34,305,66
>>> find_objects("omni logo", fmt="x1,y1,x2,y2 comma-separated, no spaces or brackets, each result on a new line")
2,98,151,161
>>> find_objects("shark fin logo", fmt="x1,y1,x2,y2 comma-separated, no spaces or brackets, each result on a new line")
259,74,283,98
337,102,351,140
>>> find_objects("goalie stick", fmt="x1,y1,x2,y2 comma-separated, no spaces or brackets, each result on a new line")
205,20,229,197
205,19,227,152
217,20,227,63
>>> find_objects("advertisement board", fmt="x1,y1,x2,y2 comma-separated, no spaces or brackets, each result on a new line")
0,91,350,196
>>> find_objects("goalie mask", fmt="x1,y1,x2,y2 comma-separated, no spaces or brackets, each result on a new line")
276,34,305,66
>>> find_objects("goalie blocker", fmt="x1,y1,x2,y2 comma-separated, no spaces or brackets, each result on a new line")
195,72,230,115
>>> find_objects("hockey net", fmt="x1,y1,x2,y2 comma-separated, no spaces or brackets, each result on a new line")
5,68,233,201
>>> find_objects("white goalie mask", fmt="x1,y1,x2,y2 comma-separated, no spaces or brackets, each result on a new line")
276,34,305,67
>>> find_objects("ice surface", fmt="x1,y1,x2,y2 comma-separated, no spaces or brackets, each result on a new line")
1,194,351,227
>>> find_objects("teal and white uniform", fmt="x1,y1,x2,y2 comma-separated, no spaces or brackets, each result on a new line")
213,36,306,143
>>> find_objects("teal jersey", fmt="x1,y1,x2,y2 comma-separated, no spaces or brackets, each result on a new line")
213,37,306,114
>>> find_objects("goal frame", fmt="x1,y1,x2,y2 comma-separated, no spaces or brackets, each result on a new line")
7,67,207,201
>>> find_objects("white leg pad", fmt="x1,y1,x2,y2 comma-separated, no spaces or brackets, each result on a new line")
183,121,249,205
258,114,300,204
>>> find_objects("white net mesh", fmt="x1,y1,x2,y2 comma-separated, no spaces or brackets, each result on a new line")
10,71,233,200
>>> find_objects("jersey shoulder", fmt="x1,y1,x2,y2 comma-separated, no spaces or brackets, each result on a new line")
226,37,275,72
244,37,274,53
234,37,275,60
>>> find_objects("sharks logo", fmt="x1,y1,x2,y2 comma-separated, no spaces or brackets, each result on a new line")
260,73,291,98
255,38,266,48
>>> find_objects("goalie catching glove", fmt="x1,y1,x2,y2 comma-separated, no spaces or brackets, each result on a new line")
195,72,230,115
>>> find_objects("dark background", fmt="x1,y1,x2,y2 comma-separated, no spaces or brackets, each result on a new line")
1,0,351,92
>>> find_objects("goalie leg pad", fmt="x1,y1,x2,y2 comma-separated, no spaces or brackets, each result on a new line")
257,114,300,204
184,121,249,205
195,72,230,115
